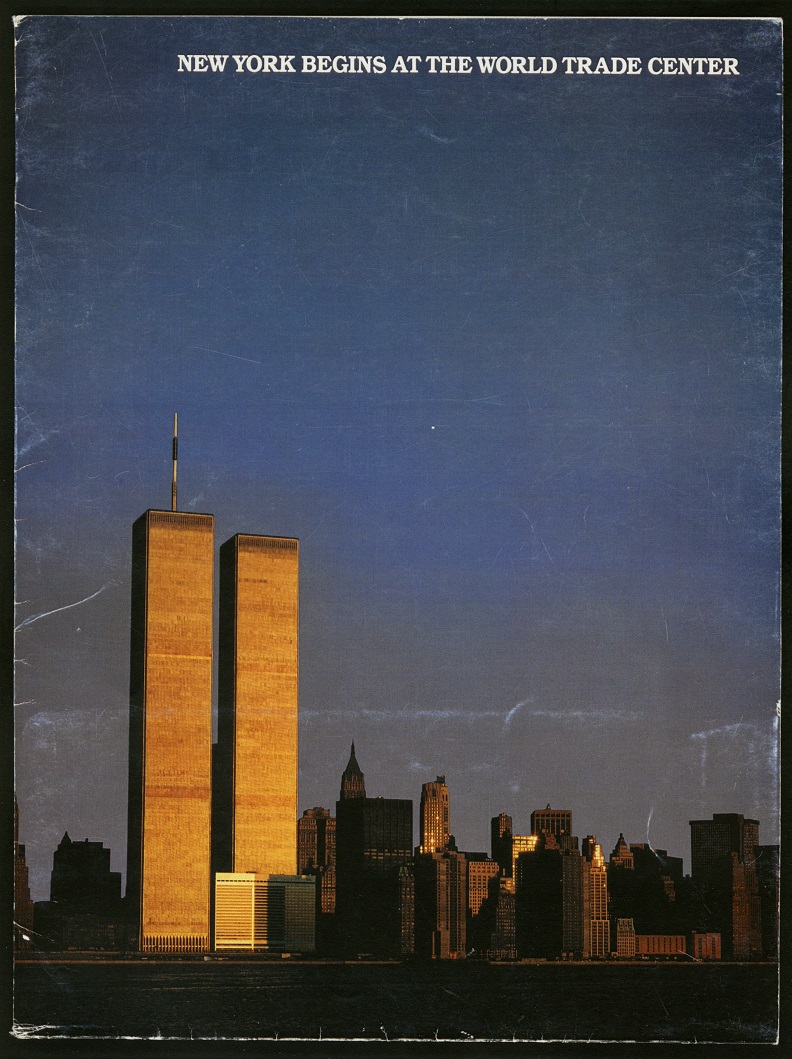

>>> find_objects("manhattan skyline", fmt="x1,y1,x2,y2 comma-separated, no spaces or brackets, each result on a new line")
14,16,781,902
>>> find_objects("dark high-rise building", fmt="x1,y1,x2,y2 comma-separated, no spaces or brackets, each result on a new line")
50,832,122,909
515,835,583,959
491,813,513,879
298,807,337,874
755,844,779,959
487,881,517,960
468,870,516,960
339,743,366,801
399,865,415,957
297,807,337,953
609,834,634,871
531,804,576,847
414,849,467,959
689,814,763,960
420,776,450,854
608,838,688,945
467,858,500,918
35,833,125,951
13,798,34,949
630,844,684,909
708,853,762,959
314,865,336,918
335,747,412,957
127,508,214,953
531,805,573,842
689,814,760,881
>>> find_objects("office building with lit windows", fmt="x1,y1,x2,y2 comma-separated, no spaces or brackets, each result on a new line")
214,872,315,952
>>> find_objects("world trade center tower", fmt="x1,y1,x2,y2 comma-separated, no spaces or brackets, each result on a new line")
126,508,215,953
217,533,299,878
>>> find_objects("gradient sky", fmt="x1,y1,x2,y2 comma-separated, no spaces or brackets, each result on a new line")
15,16,781,900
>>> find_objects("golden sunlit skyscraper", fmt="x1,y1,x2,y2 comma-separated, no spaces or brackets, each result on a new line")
419,776,450,854
127,508,214,953
582,836,610,958
218,533,299,876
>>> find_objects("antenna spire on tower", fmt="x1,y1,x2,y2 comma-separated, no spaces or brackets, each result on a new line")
171,412,178,512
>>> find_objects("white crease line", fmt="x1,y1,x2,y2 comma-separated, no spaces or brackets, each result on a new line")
15,584,111,631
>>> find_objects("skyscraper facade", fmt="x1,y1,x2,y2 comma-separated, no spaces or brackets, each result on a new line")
414,849,468,959
127,509,214,953
515,836,584,959
218,533,299,877
582,836,610,958
530,806,578,854
467,858,500,917
689,814,759,881
490,812,513,879
297,806,337,951
297,807,336,875
488,881,517,960
419,776,450,854
755,844,779,958
689,813,762,959
531,805,573,841
468,872,517,960
709,852,762,959
399,865,416,957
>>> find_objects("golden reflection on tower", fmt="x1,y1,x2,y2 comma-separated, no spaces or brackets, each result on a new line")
128,509,214,953
219,533,299,876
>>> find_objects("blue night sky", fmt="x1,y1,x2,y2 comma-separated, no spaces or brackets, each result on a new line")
15,16,780,899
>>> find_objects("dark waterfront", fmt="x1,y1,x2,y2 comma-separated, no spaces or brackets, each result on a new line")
13,960,778,1043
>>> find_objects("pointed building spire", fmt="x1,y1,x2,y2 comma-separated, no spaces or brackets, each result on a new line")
340,742,366,801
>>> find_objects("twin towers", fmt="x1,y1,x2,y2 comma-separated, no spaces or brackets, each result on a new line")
125,419,299,952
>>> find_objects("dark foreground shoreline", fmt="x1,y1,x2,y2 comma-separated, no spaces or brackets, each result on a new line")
13,958,778,1043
